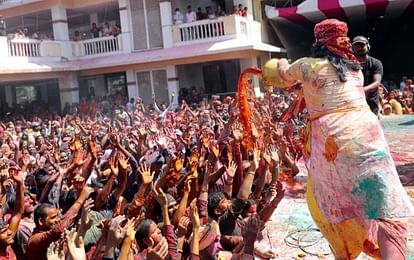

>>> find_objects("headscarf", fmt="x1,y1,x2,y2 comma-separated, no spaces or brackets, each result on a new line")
314,19,358,62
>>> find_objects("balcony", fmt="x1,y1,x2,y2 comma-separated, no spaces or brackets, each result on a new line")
172,15,261,46
71,36,123,57
1,34,123,60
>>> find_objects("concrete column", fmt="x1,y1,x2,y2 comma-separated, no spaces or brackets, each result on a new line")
239,57,261,97
59,72,79,109
126,70,138,100
166,65,179,107
160,1,173,48
51,6,71,57
118,0,132,53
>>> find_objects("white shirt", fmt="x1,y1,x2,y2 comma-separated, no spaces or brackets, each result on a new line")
185,11,196,23
173,12,184,25
400,81,406,91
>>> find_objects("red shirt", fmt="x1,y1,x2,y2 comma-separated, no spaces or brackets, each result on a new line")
0,246,16,260
26,202,82,260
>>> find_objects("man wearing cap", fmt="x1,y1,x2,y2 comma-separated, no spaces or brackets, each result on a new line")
352,36,383,115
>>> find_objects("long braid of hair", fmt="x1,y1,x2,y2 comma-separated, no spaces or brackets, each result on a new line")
311,44,361,82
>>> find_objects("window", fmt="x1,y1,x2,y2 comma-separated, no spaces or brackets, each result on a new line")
130,0,163,50
15,86,38,105
136,70,168,104
106,73,127,96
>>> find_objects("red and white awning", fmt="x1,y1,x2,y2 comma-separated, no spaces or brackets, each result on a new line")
265,0,414,25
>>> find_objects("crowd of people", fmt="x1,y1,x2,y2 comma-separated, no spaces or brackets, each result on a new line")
379,77,414,115
73,22,121,42
173,4,248,25
0,84,306,260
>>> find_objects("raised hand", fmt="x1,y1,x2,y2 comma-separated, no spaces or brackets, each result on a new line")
232,122,243,141
137,126,147,138
241,215,262,241
65,228,86,260
189,199,200,229
9,166,23,184
88,136,98,159
108,157,119,177
155,134,167,149
46,241,64,260
177,216,190,237
225,161,237,179
269,144,280,164
80,199,94,231
125,217,140,241
251,123,260,139
117,153,128,172
152,183,168,208
174,154,184,172
184,177,193,193
147,237,168,260
138,163,154,186
252,146,261,171
107,215,127,247
73,174,85,191
270,181,285,207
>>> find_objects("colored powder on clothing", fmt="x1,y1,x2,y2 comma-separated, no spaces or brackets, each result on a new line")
372,150,387,158
351,174,387,219
323,135,338,162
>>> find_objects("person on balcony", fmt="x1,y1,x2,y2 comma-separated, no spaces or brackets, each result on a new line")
196,7,205,21
111,25,121,37
237,4,244,16
102,22,112,37
241,7,248,17
90,22,100,38
186,5,197,23
206,6,216,19
216,5,226,17
173,8,184,25
32,31,40,40
73,31,82,41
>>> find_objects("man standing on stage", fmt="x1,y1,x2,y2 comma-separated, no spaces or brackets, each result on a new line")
352,36,383,115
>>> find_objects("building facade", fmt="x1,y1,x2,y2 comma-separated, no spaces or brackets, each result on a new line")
0,0,285,113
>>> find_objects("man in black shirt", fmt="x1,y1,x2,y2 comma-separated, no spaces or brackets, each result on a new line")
352,36,383,115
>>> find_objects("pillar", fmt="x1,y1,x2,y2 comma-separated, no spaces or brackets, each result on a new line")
118,0,132,53
166,65,179,107
240,57,261,97
59,72,79,109
160,1,173,48
51,6,71,58
126,70,138,100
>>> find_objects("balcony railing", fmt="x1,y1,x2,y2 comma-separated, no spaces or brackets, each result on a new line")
172,15,260,45
72,35,122,57
8,39,40,57
1,35,123,59
6,38,64,57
